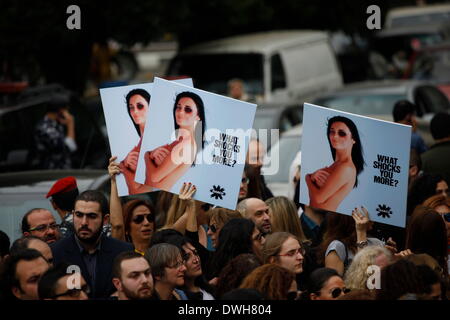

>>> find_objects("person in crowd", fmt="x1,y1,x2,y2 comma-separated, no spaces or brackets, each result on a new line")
10,236,54,266
240,264,297,300
423,194,450,239
34,93,77,169
246,139,273,200
407,172,449,218
299,205,328,248
376,259,428,300
408,149,422,190
421,112,450,183
305,267,349,300
144,91,206,190
111,251,153,300
0,249,49,300
207,208,243,249
266,196,307,242
51,190,133,299
22,208,61,244
318,209,384,276
0,230,10,264
406,254,445,300
306,116,365,212
392,100,427,154
45,176,79,238
227,78,249,101
38,262,89,300
237,165,250,202
344,246,393,290
237,198,272,234
208,218,265,282
145,243,187,300
261,232,306,290
119,88,153,194
405,205,448,276
215,253,261,299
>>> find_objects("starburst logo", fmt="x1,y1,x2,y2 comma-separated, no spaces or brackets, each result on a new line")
376,204,392,218
210,185,226,200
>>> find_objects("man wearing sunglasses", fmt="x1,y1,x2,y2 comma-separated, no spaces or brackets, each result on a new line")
22,208,61,244
51,190,133,299
38,262,89,300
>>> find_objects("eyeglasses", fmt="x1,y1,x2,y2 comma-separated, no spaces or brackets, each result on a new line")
252,232,265,242
176,105,193,114
287,290,301,301
330,287,351,299
73,211,99,220
278,247,306,257
241,177,250,184
132,213,154,224
29,223,59,232
50,284,91,299
209,224,218,233
443,213,450,222
330,129,348,137
182,249,200,262
167,259,186,269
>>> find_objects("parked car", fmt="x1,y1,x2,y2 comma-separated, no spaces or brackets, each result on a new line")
384,4,450,29
0,169,158,242
0,83,109,172
312,80,450,146
252,103,303,149
263,124,302,197
166,30,343,104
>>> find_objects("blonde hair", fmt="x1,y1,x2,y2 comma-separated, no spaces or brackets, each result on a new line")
422,194,450,210
209,208,243,228
344,246,393,290
265,197,306,242
262,232,299,264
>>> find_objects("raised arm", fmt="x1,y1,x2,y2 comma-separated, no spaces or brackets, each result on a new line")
307,165,355,204
108,156,125,241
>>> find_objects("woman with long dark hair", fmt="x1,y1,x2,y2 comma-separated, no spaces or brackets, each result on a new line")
144,91,206,191
306,116,365,212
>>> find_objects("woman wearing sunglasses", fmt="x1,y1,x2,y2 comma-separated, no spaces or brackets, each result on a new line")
306,267,350,300
120,89,154,195
144,91,206,191
108,158,156,255
306,116,365,212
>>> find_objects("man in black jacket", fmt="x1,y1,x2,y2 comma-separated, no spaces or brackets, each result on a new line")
51,190,132,299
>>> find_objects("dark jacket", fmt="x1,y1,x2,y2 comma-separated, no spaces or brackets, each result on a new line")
51,234,133,299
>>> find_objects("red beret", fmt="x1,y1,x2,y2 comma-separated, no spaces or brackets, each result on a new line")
46,176,78,198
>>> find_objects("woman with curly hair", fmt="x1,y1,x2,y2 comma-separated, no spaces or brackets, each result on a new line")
240,264,296,300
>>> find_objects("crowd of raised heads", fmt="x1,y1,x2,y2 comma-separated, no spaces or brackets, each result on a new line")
0,101,449,301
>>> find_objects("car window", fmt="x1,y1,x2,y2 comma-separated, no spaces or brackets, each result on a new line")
315,94,406,115
271,53,286,91
264,135,301,183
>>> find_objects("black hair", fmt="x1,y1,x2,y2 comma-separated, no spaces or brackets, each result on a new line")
208,218,256,280
21,208,46,233
37,262,72,299
74,190,108,217
306,267,340,298
327,116,365,187
0,249,45,300
150,229,184,247
46,94,70,113
0,230,10,258
51,188,79,212
392,100,416,122
172,91,206,165
125,88,151,137
416,265,441,296
430,112,450,140
112,251,147,280
407,173,446,217
10,236,45,255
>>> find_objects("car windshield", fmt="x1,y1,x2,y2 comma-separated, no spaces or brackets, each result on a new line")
264,135,301,183
167,53,264,96
315,94,406,115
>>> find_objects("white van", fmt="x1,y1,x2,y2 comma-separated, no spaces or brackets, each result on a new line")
166,30,343,104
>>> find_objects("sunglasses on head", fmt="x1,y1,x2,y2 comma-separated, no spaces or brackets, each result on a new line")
176,105,193,114
444,213,450,222
132,213,154,224
331,287,351,299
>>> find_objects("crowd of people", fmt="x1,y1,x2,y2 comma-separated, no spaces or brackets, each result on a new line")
0,99,449,301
